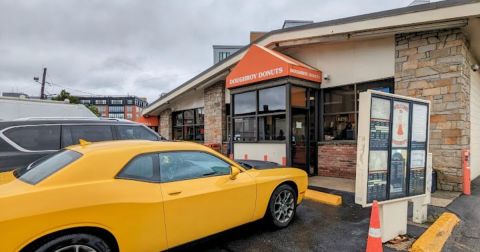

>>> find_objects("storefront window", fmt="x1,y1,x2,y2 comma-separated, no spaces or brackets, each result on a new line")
196,108,204,124
259,115,287,141
232,85,288,142
233,91,256,116
323,78,394,141
258,86,286,113
234,118,256,142
172,108,204,142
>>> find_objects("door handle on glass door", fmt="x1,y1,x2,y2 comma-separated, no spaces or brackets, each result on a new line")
168,191,182,195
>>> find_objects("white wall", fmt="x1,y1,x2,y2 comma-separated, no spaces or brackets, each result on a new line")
169,89,204,112
471,69,480,180
234,143,286,165
283,36,395,88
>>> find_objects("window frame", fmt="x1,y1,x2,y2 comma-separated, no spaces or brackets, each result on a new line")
321,78,394,142
115,150,235,184
171,108,205,142
115,125,160,141
0,125,61,152
158,150,233,183
232,84,287,143
116,152,161,183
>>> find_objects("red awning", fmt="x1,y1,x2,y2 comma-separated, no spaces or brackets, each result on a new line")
135,116,159,127
226,44,322,89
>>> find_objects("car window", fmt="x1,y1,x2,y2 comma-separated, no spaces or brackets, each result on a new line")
65,125,113,144
117,154,159,182
117,125,158,141
159,151,231,183
3,125,60,151
14,150,82,184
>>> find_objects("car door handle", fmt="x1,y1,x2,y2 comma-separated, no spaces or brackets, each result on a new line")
168,191,182,196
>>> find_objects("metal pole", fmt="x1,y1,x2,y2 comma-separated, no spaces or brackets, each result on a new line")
40,67,47,99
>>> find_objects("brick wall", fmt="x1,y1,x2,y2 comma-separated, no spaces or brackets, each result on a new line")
204,82,226,144
395,28,472,191
159,109,172,140
318,142,357,179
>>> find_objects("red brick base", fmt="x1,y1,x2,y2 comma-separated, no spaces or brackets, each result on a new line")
318,142,357,179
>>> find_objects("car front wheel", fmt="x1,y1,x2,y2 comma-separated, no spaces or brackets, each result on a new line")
266,184,297,228
34,233,112,252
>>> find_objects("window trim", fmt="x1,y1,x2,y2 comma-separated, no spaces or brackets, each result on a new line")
0,125,61,153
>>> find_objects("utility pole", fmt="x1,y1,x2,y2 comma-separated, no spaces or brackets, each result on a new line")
40,67,47,99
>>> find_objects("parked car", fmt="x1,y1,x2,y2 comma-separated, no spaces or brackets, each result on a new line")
0,117,163,172
0,140,308,252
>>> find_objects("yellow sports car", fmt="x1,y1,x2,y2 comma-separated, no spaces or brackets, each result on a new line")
0,140,307,252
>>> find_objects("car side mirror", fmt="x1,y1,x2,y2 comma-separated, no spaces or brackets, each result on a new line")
230,166,241,180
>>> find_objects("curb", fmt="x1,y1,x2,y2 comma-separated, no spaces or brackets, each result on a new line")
410,212,460,252
304,189,342,206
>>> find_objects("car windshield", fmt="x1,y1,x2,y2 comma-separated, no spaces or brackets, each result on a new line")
14,150,82,184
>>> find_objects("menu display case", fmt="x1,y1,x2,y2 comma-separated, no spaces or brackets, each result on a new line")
356,90,430,206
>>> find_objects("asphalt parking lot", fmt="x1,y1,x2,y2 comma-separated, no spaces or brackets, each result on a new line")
169,189,429,252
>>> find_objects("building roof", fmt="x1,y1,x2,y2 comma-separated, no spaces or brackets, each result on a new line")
0,97,97,121
143,0,480,116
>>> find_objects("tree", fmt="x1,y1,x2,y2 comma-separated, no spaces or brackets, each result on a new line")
53,89,99,117
52,89,79,104
85,104,100,117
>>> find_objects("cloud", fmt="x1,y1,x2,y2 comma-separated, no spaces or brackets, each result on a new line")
0,0,419,102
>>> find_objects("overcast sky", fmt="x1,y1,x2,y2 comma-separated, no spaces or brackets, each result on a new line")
0,0,436,102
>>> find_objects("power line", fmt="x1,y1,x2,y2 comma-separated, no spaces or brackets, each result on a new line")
45,72,100,96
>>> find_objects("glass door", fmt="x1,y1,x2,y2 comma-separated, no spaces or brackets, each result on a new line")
291,108,308,169
290,85,318,175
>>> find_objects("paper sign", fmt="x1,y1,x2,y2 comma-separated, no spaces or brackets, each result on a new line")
410,150,426,168
296,121,302,128
371,97,391,120
412,104,428,142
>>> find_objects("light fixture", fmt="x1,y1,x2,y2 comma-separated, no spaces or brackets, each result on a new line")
472,64,479,72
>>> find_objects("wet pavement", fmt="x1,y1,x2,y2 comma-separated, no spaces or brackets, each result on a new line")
443,178,480,252
169,188,430,252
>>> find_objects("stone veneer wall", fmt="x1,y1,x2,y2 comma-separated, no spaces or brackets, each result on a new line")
395,28,472,191
204,82,226,145
318,142,357,179
159,109,172,140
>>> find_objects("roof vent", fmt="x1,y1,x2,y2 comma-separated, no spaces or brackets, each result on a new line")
408,0,430,6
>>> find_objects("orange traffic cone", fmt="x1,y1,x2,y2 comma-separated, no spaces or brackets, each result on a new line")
366,200,383,252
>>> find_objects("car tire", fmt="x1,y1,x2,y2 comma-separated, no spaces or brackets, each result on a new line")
34,233,112,252
266,184,297,228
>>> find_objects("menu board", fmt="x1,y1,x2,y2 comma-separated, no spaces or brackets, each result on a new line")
364,94,429,204
367,97,391,203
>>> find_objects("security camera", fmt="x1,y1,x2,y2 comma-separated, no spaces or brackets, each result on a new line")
472,64,479,72
323,74,330,81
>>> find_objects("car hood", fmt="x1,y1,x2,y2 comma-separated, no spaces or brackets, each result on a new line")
0,171,15,185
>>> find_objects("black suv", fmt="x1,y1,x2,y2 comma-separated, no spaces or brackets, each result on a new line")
0,118,162,172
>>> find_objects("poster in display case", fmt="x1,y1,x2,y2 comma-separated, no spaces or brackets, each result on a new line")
356,90,430,206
